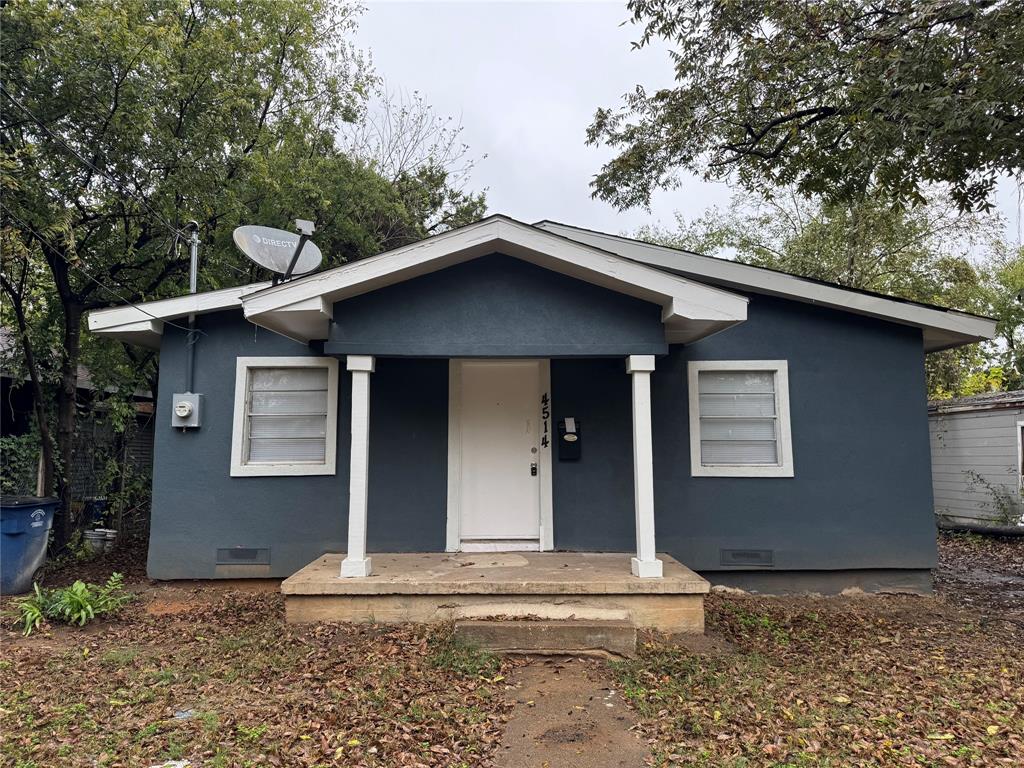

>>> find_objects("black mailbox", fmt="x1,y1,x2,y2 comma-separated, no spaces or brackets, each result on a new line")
557,417,581,461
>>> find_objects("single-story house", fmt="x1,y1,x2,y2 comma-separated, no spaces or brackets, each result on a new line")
89,216,995,629
929,390,1024,531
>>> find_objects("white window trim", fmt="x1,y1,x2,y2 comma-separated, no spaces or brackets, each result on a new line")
687,360,794,478
230,356,339,477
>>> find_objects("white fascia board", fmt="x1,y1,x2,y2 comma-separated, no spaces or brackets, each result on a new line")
243,216,748,343
535,221,997,351
87,282,272,346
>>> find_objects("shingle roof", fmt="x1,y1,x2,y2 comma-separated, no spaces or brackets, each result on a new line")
928,390,1024,413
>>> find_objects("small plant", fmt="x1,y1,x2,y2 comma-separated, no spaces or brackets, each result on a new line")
11,573,131,635
236,722,268,742
963,469,1024,526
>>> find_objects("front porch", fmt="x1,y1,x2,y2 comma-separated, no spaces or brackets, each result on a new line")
281,552,710,633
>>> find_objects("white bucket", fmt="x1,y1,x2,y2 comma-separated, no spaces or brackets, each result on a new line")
83,530,107,555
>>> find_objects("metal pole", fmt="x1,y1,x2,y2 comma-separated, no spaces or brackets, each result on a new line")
283,234,310,281
185,221,199,393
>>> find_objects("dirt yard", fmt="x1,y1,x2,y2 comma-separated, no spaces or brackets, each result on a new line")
1,532,1021,767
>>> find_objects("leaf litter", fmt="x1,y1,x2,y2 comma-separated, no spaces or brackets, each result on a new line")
613,533,1024,766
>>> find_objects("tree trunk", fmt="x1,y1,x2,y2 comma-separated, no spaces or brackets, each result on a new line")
4,286,57,498
53,301,83,549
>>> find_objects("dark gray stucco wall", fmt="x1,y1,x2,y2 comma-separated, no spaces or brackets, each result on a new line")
551,294,937,572
149,314,450,578
366,358,449,551
325,253,668,357
150,286,936,581
550,358,636,551
149,312,349,579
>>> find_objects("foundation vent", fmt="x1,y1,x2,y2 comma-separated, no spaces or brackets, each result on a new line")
216,547,271,565
720,549,774,567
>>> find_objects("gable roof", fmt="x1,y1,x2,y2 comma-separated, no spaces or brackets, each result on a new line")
533,220,996,352
88,214,996,352
240,215,749,345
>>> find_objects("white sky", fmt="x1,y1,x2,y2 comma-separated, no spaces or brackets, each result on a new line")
355,1,1022,241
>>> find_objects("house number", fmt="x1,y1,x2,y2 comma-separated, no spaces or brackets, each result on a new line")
540,392,550,448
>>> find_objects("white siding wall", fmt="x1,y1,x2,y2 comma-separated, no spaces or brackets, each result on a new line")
929,407,1024,526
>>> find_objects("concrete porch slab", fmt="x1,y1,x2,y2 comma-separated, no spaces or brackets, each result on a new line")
281,552,709,633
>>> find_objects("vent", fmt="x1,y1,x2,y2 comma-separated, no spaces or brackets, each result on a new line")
216,547,270,565
720,548,774,567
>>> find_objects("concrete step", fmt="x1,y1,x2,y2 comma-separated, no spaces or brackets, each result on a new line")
454,619,637,657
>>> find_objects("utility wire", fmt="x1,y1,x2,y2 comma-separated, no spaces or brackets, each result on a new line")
2,83,258,285
0,83,190,240
2,209,202,335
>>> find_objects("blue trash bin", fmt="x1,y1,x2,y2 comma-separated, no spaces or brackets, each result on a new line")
1,496,59,595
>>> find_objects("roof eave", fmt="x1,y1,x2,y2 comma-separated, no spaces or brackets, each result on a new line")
534,221,997,352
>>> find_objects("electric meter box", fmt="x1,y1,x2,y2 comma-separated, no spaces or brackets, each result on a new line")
171,392,203,429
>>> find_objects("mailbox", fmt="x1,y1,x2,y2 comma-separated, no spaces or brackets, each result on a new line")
557,417,581,461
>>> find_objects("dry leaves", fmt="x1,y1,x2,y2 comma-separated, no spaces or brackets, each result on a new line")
0,590,513,766
615,534,1024,767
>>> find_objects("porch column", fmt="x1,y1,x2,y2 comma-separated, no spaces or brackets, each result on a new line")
341,355,375,578
627,355,663,578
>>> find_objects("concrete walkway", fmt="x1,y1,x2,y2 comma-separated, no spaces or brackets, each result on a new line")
494,657,649,768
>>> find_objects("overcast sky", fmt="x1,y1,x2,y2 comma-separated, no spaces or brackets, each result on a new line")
355,1,1022,241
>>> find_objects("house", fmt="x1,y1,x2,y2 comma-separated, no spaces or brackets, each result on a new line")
929,390,1024,531
88,215,995,630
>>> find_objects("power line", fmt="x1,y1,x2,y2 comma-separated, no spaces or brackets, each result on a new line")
2,210,201,335
1,82,189,240
2,83,260,285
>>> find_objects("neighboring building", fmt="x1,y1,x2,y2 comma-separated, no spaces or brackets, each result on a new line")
929,391,1024,530
0,327,155,501
89,215,996,605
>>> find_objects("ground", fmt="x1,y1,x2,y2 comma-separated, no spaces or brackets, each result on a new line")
1,532,1022,767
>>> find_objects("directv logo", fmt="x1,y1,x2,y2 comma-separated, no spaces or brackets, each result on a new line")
252,233,292,248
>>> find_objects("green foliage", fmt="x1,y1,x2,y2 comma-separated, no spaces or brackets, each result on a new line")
0,433,39,495
0,0,486,541
588,0,1024,212
15,584,48,636
963,470,1024,527
427,627,500,678
637,189,1023,396
12,573,131,635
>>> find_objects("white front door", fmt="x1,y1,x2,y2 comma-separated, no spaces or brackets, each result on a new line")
453,360,542,548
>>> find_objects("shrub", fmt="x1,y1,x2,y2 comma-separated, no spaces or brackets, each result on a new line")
12,573,131,635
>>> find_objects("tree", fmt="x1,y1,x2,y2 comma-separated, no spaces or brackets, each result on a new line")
588,1,1024,212
981,244,1024,389
636,189,1021,396
0,0,486,547
341,88,487,235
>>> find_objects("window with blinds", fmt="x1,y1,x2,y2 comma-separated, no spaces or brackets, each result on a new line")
688,361,793,477
245,367,329,464
697,370,778,465
231,357,338,476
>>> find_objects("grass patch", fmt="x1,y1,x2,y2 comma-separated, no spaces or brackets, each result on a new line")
427,625,501,678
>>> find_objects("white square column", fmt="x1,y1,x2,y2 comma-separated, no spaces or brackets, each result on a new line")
341,355,375,578
627,355,663,578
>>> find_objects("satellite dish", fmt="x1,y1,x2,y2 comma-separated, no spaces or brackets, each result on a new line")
232,224,323,277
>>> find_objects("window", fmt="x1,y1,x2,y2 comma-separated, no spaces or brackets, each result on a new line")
230,357,338,476
687,360,794,477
